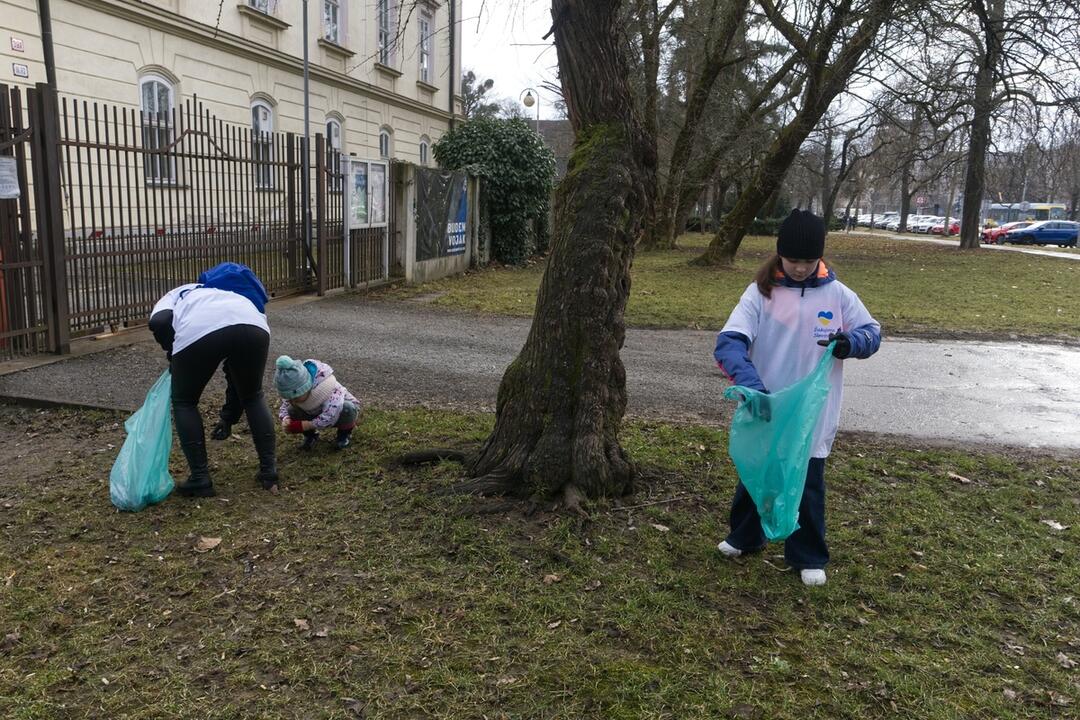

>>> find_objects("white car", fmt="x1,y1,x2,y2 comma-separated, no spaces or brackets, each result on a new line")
911,216,943,233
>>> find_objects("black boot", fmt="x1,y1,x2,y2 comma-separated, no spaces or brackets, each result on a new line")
300,430,319,451
210,420,232,441
334,427,353,451
245,393,279,494
175,435,215,497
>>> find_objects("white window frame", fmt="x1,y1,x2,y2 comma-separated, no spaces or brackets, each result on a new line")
419,135,430,166
379,127,392,160
249,0,277,14
139,74,176,185
323,0,343,44
419,10,433,84
377,0,396,66
251,100,275,189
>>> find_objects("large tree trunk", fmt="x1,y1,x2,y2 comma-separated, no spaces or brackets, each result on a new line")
959,0,1005,249
456,0,655,505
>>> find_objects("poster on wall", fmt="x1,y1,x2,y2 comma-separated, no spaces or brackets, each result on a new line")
350,161,368,226
0,157,20,199
416,168,468,261
447,181,468,256
370,163,386,225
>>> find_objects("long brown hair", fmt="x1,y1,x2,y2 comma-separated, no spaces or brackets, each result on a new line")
754,254,783,298
754,254,829,297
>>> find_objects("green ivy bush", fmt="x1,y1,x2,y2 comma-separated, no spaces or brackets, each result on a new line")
433,118,555,265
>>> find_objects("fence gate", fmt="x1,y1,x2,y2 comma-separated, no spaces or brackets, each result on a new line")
315,137,393,295
0,83,66,360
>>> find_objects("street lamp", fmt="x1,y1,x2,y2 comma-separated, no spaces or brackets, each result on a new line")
520,88,539,135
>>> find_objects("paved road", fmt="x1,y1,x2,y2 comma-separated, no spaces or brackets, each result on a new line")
853,230,1080,261
1,295,1078,450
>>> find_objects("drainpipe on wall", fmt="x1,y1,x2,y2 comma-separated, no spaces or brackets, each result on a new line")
448,0,456,129
37,0,57,89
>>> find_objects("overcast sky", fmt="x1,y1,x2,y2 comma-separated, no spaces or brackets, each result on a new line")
458,1,562,119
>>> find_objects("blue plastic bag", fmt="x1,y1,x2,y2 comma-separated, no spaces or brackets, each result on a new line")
722,344,837,541
110,371,175,511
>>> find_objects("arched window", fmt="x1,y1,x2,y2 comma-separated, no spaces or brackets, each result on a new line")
419,135,430,166
251,99,274,188
139,74,175,184
326,117,344,191
379,127,392,160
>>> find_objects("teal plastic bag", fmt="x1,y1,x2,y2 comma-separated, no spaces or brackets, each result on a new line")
110,371,175,511
722,344,837,541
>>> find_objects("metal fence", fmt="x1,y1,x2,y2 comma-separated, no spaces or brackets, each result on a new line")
0,82,394,361
57,94,310,337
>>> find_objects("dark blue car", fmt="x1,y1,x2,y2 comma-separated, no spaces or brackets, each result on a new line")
1003,220,1078,247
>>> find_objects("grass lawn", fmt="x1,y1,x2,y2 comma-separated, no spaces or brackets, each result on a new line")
1,403,1078,718
378,233,1080,341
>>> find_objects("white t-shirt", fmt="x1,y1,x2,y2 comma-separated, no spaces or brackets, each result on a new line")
151,284,270,355
721,279,877,458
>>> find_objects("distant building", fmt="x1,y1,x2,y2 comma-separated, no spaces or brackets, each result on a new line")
536,119,573,179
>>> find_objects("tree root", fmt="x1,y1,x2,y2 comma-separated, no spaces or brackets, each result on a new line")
436,471,514,497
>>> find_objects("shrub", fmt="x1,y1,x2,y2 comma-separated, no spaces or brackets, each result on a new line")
434,118,555,265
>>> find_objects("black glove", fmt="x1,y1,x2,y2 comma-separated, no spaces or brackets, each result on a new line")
817,332,851,359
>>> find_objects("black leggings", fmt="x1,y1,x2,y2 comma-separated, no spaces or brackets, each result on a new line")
170,325,276,479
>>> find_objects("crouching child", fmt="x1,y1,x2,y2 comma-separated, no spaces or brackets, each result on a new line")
274,356,360,451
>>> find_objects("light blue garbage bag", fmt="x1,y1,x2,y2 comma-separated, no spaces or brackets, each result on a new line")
109,371,175,511
722,343,837,541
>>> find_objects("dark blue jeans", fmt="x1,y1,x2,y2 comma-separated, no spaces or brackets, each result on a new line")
725,457,828,570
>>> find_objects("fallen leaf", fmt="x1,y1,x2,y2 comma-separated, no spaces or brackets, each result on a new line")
547,620,562,630
1003,688,1018,701
542,574,561,585
1041,520,1070,531
293,618,310,631
583,579,602,591
193,536,222,553
1,632,20,652
650,523,670,533
947,471,972,485
495,676,517,686
315,628,329,638
1057,652,1077,669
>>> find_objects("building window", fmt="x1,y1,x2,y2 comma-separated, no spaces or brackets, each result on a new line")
419,136,429,166
323,0,342,44
251,100,274,188
139,75,175,184
249,0,277,14
377,0,395,65
419,10,433,84
379,127,392,160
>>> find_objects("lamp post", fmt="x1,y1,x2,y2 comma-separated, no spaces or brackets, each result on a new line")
520,88,539,135
302,0,312,270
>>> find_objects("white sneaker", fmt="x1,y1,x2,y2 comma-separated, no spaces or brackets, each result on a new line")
800,569,827,586
717,541,743,558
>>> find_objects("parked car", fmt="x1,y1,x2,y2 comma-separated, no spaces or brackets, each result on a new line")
910,216,942,233
1003,220,1079,247
931,219,960,235
874,214,899,228
981,221,1031,244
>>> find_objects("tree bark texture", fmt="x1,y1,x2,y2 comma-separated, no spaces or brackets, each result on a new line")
959,0,1005,249
459,0,656,504
696,0,896,265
